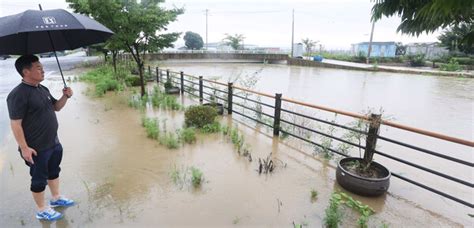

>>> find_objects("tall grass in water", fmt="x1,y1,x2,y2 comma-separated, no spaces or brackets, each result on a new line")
151,86,182,110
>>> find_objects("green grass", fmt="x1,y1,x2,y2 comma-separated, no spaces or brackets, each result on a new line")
159,132,180,149
142,117,159,140
179,127,197,144
324,193,343,228
190,167,203,187
151,86,182,110
201,121,221,133
80,63,133,97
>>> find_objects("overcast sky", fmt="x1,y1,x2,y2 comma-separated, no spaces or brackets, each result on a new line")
1,0,442,50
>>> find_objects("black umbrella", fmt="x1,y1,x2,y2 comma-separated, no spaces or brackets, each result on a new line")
0,5,114,87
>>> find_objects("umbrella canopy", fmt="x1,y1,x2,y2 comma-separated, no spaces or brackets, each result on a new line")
0,9,113,55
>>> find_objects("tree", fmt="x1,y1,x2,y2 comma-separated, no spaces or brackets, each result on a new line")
67,0,183,96
438,23,473,54
223,33,245,50
184,31,204,50
301,38,319,56
371,0,474,48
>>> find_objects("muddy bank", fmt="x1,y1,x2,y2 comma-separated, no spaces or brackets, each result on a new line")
0,67,467,227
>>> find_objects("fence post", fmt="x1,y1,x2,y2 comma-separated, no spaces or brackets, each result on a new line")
180,71,184,94
166,69,170,82
364,114,382,163
273,93,282,136
148,65,151,78
227,82,233,114
156,67,159,84
199,76,203,103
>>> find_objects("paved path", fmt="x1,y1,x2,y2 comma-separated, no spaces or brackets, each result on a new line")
322,59,474,77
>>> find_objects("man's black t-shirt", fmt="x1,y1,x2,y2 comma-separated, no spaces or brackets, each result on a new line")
7,82,59,152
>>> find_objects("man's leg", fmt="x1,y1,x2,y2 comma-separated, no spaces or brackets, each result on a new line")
47,144,73,207
48,178,60,200
48,144,63,200
32,191,46,211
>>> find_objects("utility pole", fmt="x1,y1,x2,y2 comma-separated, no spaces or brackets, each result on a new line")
205,9,209,50
291,9,294,58
366,20,375,64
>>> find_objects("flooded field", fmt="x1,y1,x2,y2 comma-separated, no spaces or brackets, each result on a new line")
0,66,469,227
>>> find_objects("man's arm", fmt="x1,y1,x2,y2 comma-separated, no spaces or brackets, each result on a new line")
10,119,37,164
54,87,73,111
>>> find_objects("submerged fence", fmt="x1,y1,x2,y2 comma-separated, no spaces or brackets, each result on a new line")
148,65,473,208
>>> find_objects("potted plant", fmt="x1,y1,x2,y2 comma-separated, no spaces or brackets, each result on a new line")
336,114,391,196
164,78,180,94
203,93,224,115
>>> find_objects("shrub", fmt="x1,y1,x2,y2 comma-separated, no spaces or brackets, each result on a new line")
184,105,218,128
407,54,426,67
125,76,141,87
440,59,462,71
452,57,474,65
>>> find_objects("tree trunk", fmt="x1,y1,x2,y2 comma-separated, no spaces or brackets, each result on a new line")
112,51,118,74
138,62,145,97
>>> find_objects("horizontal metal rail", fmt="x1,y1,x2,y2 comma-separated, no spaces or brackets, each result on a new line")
233,93,275,109
232,109,273,128
381,120,474,147
280,108,367,135
280,129,349,158
378,135,473,167
233,85,275,98
202,78,228,86
280,118,365,150
282,98,473,147
233,102,274,119
202,85,228,94
374,150,473,187
390,172,473,208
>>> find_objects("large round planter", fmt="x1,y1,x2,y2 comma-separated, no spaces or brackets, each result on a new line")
203,103,224,115
336,157,391,197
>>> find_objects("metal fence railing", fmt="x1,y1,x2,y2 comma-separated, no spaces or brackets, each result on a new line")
151,66,473,208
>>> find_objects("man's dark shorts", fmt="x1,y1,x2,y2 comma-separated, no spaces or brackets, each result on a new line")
19,144,63,193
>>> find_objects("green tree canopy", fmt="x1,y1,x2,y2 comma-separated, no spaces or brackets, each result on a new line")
438,23,473,54
184,31,204,50
301,38,318,56
223,33,245,50
67,0,183,96
371,0,473,47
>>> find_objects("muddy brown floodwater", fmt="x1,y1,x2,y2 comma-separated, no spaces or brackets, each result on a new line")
0,67,469,227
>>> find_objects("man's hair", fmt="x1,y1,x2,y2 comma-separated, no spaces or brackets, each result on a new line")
15,55,39,77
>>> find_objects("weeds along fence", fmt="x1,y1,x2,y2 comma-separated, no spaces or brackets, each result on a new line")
148,66,473,208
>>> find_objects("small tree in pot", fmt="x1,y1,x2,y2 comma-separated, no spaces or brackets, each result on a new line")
336,114,391,197
164,78,180,94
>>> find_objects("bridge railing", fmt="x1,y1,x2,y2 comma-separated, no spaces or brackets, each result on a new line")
152,66,473,208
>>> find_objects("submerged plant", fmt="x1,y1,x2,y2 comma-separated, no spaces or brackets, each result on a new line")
142,117,159,140
258,153,274,174
190,167,204,187
324,193,343,228
310,189,318,202
324,191,375,228
179,127,197,144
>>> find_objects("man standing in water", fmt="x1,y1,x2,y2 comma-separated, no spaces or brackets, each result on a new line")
7,55,74,221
